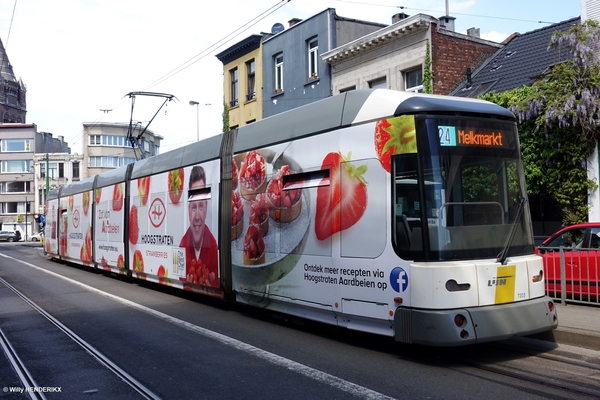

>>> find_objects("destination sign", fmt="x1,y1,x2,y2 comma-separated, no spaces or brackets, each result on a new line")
439,125,507,148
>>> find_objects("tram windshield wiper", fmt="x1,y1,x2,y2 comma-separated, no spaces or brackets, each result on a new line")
496,197,527,265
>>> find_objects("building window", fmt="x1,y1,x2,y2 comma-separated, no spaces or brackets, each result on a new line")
0,182,30,193
369,77,387,89
58,162,64,178
72,162,80,179
405,68,423,92
40,162,58,179
89,135,101,145
1,202,29,214
1,160,30,173
246,59,255,101
274,54,284,92
1,139,30,152
89,156,136,168
230,68,238,107
308,39,318,78
339,86,356,93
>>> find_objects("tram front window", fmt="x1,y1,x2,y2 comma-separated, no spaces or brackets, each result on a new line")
392,115,534,261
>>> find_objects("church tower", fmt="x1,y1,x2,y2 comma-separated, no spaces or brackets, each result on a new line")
0,38,26,123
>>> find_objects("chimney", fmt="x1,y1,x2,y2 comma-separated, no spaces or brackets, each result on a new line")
288,18,302,28
467,27,480,38
439,15,456,32
392,13,410,24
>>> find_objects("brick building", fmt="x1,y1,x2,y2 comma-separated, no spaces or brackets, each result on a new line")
322,13,501,95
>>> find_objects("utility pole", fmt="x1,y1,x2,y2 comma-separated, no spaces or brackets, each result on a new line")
45,153,49,200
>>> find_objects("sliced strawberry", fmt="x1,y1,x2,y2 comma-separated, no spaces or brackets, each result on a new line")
315,152,368,240
83,192,90,215
239,151,266,191
138,177,151,206
243,225,265,259
232,190,243,226
168,168,185,204
250,193,269,224
374,116,417,173
133,250,144,272
117,254,125,268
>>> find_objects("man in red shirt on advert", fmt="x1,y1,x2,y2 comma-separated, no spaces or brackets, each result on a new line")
179,165,219,287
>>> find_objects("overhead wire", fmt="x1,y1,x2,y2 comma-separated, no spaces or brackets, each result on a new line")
67,0,291,148
333,0,561,25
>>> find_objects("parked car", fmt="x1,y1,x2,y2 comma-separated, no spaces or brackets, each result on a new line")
0,230,21,242
30,232,42,242
537,223,600,298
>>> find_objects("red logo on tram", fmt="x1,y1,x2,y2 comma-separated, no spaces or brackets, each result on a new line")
149,197,166,228
73,209,80,228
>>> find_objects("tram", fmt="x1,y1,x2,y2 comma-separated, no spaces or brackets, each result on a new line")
44,89,557,346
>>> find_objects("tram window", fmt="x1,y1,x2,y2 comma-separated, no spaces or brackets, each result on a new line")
188,187,211,201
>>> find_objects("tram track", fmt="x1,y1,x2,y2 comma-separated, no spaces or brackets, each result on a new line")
417,338,600,399
0,328,45,400
0,277,160,400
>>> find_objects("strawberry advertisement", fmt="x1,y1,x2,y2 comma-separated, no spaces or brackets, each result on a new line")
94,183,126,273
61,191,93,267
128,160,220,289
232,118,409,306
44,199,59,256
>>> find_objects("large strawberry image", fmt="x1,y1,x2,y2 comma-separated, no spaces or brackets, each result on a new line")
315,152,368,240
129,205,139,244
374,116,417,173
168,168,184,204
113,183,124,211
138,176,150,206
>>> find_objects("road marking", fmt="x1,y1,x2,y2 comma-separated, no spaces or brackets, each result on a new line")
1,253,395,400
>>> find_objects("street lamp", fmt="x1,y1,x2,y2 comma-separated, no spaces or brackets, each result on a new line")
189,101,212,142
189,100,200,142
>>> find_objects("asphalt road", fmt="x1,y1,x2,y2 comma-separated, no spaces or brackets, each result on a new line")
0,244,598,400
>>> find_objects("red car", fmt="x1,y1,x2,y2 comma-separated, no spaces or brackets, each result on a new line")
536,223,600,298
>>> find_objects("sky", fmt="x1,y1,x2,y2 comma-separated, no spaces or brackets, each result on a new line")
0,0,582,155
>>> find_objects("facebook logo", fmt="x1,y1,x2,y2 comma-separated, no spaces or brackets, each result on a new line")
390,267,409,293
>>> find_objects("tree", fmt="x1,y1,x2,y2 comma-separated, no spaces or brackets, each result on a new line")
222,99,230,132
482,21,600,225
513,20,600,141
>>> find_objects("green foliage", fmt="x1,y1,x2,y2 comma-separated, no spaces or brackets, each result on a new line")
423,40,433,94
222,99,230,132
479,22,600,225
481,92,597,225
511,21,600,141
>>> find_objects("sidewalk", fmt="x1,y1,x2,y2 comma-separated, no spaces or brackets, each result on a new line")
530,302,600,351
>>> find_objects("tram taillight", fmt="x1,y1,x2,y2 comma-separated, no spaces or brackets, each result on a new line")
454,314,466,328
